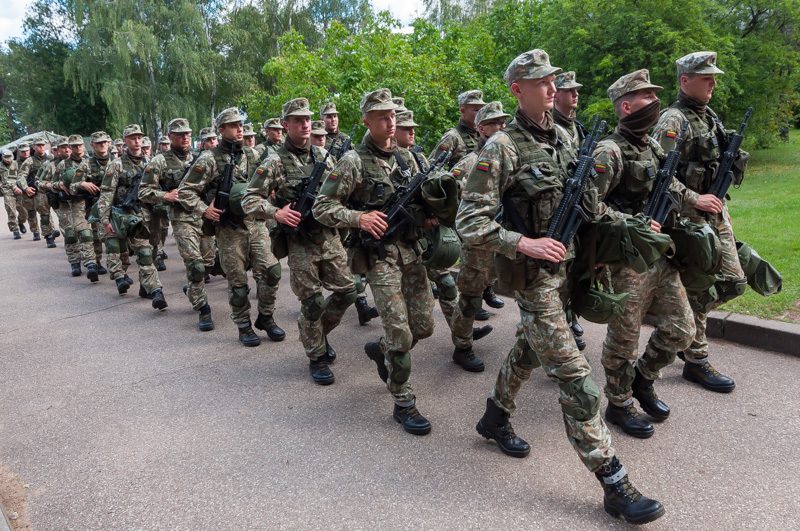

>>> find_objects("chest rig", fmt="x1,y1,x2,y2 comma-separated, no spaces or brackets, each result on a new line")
670,102,727,193
605,133,665,215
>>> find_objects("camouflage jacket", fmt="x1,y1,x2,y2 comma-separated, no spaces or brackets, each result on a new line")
37,156,70,193
72,153,109,199
430,121,480,169
16,153,47,191
324,131,351,154
177,143,250,221
553,108,586,147
97,152,147,225
0,161,18,195
140,149,195,221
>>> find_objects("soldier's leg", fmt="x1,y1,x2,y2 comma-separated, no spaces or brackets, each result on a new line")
403,259,436,345
23,197,39,235
247,221,281,320
287,243,327,359
426,266,458,328
91,222,104,265
201,234,216,270
217,225,251,325
173,221,209,310
452,248,492,350
4,193,19,232
132,234,161,293
318,247,358,337
35,193,52,236
73,209,97,269
104,235,124,280
60,205,81,265
492,324,541,415
16,200,28,227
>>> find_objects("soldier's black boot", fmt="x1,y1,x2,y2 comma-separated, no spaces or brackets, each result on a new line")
570,316,585,337
123,274,134,287
632,367,670,421
70,262,82,277
431,282,439,299
151,289,168,310
355,296,379,325
254,313,285,342
198,304,214,332
238,322,261,347
86,263,99,283
45,234,56,248
139,284,152,299
472,325,493,341
476,397,531,458
574,334,587,351
155,253,166,272
32,232,41,241
96,262,108,275
605,403,654,439
681,358,736,393
115,276,130,294
309,357,335,385
19,223,26,234
474,306,490,321
596,456,665,524
364,341,388,383
393,404,431,435
482,286,504,309
51,229,60,238
12,230,21,240
452,347,485,372
323,338,336,363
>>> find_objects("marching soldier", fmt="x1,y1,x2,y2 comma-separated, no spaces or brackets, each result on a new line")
59,134,99,280
158,136,170,153
256,118,284,163
430,90,485,168
553,71,587,146
16,140,47,240
321,102,350,153
73,132,112,277
310,120,328,150
1,149,22,239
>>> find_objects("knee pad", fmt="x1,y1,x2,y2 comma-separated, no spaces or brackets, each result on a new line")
79,229,94,243
230,285,249,307
558,375,601,421
187,260,206,282
64,228,78,245
136,247,153,266
301,293,326,321
328,287,358,311
105,237,121,254
266,263,281,287
458,294,483,317
388,350,412,384
437,273,458,301
714,278,748,304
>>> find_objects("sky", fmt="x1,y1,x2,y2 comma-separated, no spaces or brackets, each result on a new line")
0,0,427,45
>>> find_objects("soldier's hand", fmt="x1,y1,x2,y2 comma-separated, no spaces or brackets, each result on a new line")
163,189,179,203
275,204,301,228
695,194,723,214
203,201,222,222
13,187,22,196
516,236,566,262
649,219,662,233
422,217,439,230
25,187,35,197
359,210,389,239
81,181,101,195
104,223,115,236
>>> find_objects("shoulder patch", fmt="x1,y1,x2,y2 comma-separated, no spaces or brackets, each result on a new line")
665,130,678,139
256,168,264,176
193,165,204,173
452,168,462,177
328,172,338,181
476,161,491,172
594,163,607,173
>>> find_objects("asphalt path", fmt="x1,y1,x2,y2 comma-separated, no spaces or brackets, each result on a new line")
1,215,798,529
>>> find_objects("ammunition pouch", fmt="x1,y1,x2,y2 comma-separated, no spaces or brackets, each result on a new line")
420,225,461,269
571,273,630,324
736,240,782,297
665,218,722,293
110,206,143,240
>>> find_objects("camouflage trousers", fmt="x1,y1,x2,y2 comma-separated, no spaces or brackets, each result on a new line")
602,258,695,405
368,243,435,406
2,191,20,232
149,209,169,257
427,266,458,330
91,222,104,266
216,219,280,325
172,219,215,311
34,192,54,236
684,205,745,362
104,213,161,294
287,234,356,360
492,268,614,473
64,200,96,267
452,247,496,350
17,194,39,234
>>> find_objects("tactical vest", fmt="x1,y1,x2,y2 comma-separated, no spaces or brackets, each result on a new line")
275,145,331,240
668,101,724,193
604,133,664,215
25,154,46,181
160,150,192,191
456,123,479,154
204,147,249,205
112,155,146,207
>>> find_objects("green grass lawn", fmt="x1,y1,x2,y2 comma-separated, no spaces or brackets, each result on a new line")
720,130,800,322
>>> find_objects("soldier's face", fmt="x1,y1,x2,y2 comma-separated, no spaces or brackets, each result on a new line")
324,113,338,133
625,89,660,116
395,127,415,149
310,134,326,147
478,119,505,139
220,122,243,142
554,88,579,111
512,75,557,116
243,136,255,147
142,146,151,156
267,129,283,143
364,109,396,143
92,141,109,157
58,146,71,158
160,143,170,152
460,104,484,126
204,137,218,149
18,150,29,159
284,115,311,145
682,73,716,104
125,134,143,155
34,144,47,156
170,132,191,151
71,144,85,158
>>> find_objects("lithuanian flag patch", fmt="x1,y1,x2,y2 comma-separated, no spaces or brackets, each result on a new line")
476,161,491,172
452,168,462,178
594,163,607,173
665,130,678,139
328,172,338,181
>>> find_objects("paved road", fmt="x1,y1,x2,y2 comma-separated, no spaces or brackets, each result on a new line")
1,217,798,529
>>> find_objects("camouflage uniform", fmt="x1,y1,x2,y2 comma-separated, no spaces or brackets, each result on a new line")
321,102,351,154
430,90,485,168
652,52,748,366
314,89,435,409
553,71,587,146
243,98,356,366
73,135,114,268
0,153,21,234
97,126,162,294
255,118,284,165
60,136,98,270
593,70,696,407
16,148,48,236
456,51,616,473
177,108,282,333
34,149,63,246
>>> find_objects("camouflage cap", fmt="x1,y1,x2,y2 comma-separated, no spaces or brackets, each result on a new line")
2,149,13,158
320,102,338,116
474,101,510,126
67,134,84,146
90,131,112,143
114,139,123,146
504,49,562,84
167,117,192,134
56,136,70,147
199,127,217,140
215,107,245,128
33,137,47,146
263,118,284,130
555,71,583,90
458,90,486,106
396,111,419,128
360,88,397,114
393,97,408,113
676,51,724,76
123,124,144,138
141,136,152,147
159,136,169,144
17,142,29,151
243,123,257,137
282,98,314,119
607,69,663,102
310,120,327,135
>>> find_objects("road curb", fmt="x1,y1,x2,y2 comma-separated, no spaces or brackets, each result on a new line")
0,505,12,531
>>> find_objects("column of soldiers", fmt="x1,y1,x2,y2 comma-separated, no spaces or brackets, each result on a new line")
0,48,760,526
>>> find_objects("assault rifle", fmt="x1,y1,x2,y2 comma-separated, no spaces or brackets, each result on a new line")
643,121,689,224
360,149,450,258
284,148,332,235
539,117,606,274
119,168,145,210
708,107,752,199
213,144,242,223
